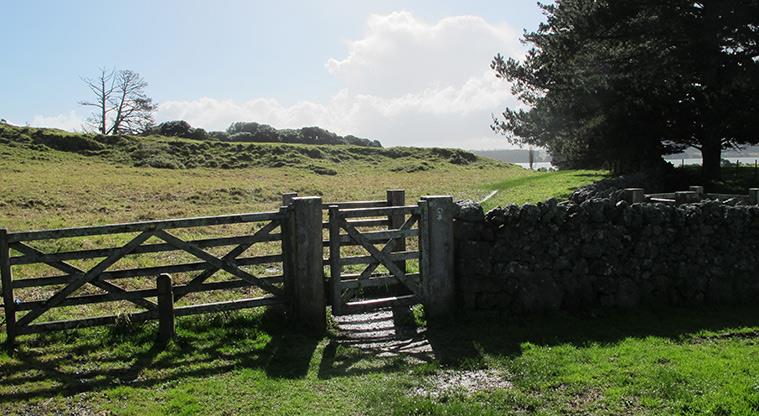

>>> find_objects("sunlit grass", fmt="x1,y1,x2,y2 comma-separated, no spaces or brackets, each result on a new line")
482,169,609,210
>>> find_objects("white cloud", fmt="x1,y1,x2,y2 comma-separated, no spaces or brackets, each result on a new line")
159,12,523,149
38,12,524,150
30,111,84,132
326,11,522,97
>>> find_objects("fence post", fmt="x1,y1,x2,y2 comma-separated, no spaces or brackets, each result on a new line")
386,189,406,274
282,192,298,207
689,186,704,200
623,188,645,204
328,205,342,316
157,273,175,343
675,191,699,205
421,196,456,319
280,205,296,318
290,197,326,334
1,229,15,348
749,188,759,205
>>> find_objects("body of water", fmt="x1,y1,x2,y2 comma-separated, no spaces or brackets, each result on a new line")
515,157,759,170
514,162,554,170
664,157,759,167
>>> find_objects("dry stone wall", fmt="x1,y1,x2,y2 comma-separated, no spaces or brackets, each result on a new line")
453,198,759,315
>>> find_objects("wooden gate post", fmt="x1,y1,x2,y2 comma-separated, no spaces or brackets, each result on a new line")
1,229,16,347
386,189,406,273
689,186,704,200
675,191,699,205
749,188,759,205
421,196,456,318
282,192,298,207
157,273,175,342
290,197,326,334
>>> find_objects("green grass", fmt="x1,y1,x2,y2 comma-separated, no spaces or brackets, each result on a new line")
0,123,646,415
1,306,757,415
481,170,610,211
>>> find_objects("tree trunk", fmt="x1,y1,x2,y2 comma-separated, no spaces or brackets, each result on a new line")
701,140,722,181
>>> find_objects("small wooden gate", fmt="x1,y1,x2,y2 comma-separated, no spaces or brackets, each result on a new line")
327,201,427,315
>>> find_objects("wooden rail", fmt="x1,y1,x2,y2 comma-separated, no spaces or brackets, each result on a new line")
1,188,459,345
625,186,759,205
0,210,289,344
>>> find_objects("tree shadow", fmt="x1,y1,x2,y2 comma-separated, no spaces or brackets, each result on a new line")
424,305,759,367
0,308,317,404
1,304,757,405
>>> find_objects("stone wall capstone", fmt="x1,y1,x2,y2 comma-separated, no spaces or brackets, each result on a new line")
453,198,759,315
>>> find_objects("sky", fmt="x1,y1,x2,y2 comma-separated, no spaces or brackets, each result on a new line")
0,1,545,150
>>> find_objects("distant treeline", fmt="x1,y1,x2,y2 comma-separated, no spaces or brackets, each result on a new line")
149,120,382,148
668,146,759,160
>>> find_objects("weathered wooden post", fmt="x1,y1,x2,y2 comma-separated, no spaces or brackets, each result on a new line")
421,196,456,319
290,197,326,334
157,273,175,342
623,188,645,204
328,205,342,316
278,205,296,319
689,186,704,200
1,229,16,347
749,188,759,205
675,191,699,205
386,189,406,274
282,192,298,207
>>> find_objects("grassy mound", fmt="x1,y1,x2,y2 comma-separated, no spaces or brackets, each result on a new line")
0,123,491,172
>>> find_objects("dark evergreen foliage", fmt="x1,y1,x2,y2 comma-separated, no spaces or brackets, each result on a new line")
492,0,759,179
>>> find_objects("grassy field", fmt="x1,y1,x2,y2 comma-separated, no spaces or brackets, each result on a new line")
4,125,756,415
0,306,757,415
481,170,608,211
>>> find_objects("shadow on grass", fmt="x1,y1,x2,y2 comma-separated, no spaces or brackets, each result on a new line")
0,307,319,403
425,305,759,367
1,304,757,404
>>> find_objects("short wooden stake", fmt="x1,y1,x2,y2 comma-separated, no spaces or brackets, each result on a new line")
1,229,16,348
421,196,456,318
290,197,326,334
749,188,759,205
675,191,699,205
157,273,175,342
689,186,704,200
623,188,645,204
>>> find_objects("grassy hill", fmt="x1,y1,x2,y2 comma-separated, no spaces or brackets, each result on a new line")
6,123,495,232
1,123,481,172
0,123,606,232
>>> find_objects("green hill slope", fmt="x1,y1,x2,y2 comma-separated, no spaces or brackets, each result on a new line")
0,122,539,231
0,123,492,173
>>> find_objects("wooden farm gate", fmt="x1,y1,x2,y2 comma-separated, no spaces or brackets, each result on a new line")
0,210,305,345
1,190,456,345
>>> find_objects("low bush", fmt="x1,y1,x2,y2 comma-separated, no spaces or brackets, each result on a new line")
32,130,105,152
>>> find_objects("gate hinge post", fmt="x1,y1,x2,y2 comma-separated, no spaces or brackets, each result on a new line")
290,197,326,334
420,196,456,319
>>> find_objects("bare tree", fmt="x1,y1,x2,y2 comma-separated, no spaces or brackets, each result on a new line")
79,68,157,135
79,68,114,134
